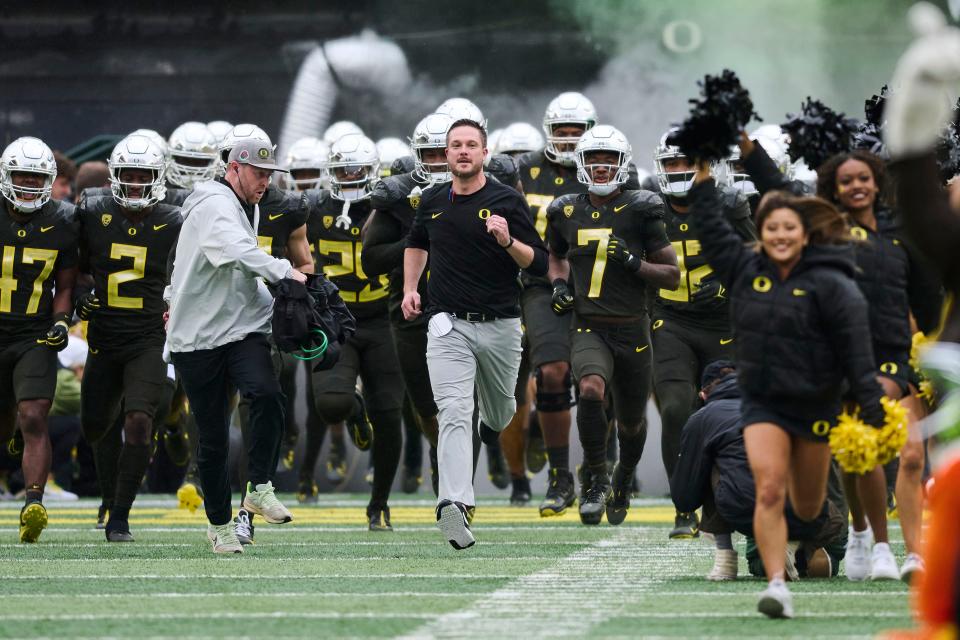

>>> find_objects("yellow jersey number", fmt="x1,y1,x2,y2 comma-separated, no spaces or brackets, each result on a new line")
576,228,612,298
318,240,388,303
659,239,713,302
107,243,147,309
525,194,555,241
0,246,59,314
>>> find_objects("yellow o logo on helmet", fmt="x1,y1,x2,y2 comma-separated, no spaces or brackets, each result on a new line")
812,420,830,436
752,276,772,293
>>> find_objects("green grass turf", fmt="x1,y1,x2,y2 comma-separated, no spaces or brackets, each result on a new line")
0,495,915,639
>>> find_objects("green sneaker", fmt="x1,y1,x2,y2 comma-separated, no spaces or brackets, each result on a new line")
242,481,293,524
206,522,242,554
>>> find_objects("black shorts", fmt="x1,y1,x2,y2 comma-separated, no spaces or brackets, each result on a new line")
0,339,58,408
570,315,652,426
314,316,404,414
651,313,734,385
873,343,913,396
740,395,835,443
81,345,167,434
521,285,571,369
390,321,437,419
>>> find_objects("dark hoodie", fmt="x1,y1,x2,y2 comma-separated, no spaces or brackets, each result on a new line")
687,179,884,427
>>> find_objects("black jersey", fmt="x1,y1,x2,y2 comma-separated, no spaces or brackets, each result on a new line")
78,194,182,350
517,151,584,243
306,191,388,320
655,187,756,327
82,186,190,208
547,190,669,318
255,187,309,258
0,200,79,346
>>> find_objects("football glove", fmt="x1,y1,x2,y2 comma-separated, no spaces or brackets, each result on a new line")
551,279,574,315
75,293,101,321
37,316,70,352
606,234,640,272
690,279,724,303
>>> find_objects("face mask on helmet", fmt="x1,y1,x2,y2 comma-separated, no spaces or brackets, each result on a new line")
109,135,167,211
327,134,380,202
654,130,696,198
167,122,218,189
410,113,454,184
0,137,57,214
283,137,329,191
575,125,632,196
542,92,597,167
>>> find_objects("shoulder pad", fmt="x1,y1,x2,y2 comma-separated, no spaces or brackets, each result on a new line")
371,175,410,208
81,186,112,204
547,192,580,215
303,188,332,211
516,150,543,170
78,192,115,212
624,189,664,216
261,187,303,214
623,163,642,190
153,203,183,223
487,154,520,188
48,198,77,221
390,156,416,176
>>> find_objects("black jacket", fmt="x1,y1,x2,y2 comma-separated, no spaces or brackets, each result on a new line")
688,179,884,427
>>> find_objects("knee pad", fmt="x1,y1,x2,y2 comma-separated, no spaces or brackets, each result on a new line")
534,367,572,412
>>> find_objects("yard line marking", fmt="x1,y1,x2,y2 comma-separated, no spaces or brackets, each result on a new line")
0,612,434,621
0,556,564,562
0,573,517,580
0,525,664,533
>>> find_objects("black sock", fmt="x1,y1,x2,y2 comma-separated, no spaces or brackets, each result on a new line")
617,425,647,471
577,398,607,475
25,484,43,506
369,410,402,511
113,443,151,513
479,422,499,446
546,445,569,471
93,429,123,508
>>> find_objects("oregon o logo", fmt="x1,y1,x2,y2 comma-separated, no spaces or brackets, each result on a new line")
851,227,868,241
662,20,703,54
17,229,25,238
679,223,689,232
351,227,360,236
128,227,137,236
880,362,899,375
752,276,772,293
554,177,564,186
812,420,830,436
652,319,664,330
478,208,491,219
591,211,600,220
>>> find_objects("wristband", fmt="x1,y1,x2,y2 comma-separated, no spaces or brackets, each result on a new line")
52,311,71,326
503,237,514,249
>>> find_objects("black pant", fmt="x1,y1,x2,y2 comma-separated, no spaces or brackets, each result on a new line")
171,333,285,526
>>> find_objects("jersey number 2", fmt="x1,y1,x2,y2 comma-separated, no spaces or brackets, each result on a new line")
107,243,147,309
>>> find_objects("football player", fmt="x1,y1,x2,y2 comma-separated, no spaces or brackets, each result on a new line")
495,122,545,158
166,122,219,191
0,136,79,542
75,134,183,542
546,125,678,525
282,137,329,192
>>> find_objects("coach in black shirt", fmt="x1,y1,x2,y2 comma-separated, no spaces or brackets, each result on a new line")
404,118,547,549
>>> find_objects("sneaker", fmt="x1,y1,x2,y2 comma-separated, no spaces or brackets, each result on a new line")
163,427,190,467
96,504,108,530
19,502,47,543
348,393,374,451
234,509,255,545
900,552,925,584
606,463,631,526
326,438,348,484
757,579,793,619
297,477,319,504
785,541,800,582
525,418,546,474
706,548,738,581
486,446,510,490
207,522,243,554
436,500,475,550
177,480,203,513
845,526,873,581
669,511,700,539
579,471,611,526
510,476,532,506
870,542,900,580
368,506,393,532
539,468,576,517
242,482,293,524
401,466,422,494
44,480,78,502
105,521,134,543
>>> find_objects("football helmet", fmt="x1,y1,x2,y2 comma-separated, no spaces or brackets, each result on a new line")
654,128,696,198
206,120,234,144
327,133,380,201
436,98,487,130
0,137,57,213
218,123,272,173
375,137,414,177
167,121,218,189
282,137,329,191
130,128,169,157
410,112,454,184
542,92,597,166
108,134,167,211
574,125,632,196
496,122,545,156
323,121,364,146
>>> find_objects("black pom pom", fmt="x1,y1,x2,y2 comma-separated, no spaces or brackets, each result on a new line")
935,130,960,183
781,98,860,170
667,70,761,163
864,85,891,128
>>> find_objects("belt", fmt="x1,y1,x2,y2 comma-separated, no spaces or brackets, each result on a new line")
452,311,499,323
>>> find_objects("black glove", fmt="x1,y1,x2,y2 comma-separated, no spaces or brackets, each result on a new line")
551,279,574,315
606,234,640,272
75,293,101,321
690,279,723,303
860,401,885,430
37,314,70,352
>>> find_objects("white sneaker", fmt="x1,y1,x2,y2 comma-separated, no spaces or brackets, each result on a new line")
845,526,873,581
870,542,900,580
207,523,243,554
757,579,794,619
44,481,79,502
900,552,925,584
234,509,255,545
436,500,475,550
242,482,293,524
706,548,738,581
785,541,800,582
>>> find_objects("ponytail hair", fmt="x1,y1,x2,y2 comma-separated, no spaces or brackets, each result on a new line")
755,191,851,245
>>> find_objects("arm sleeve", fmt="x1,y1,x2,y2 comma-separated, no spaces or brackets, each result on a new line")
640,216,671,255
669,410,714,513
509,195,548,276
199,199,291,283
545,201,570,258
742,144,807,196
687,179,752,289
360,210,406,276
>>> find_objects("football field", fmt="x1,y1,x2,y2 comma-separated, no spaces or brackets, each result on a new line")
0,496,913,639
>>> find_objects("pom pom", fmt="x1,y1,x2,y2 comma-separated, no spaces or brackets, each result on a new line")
667,70,761,163
910,331,932,371
877,397,910,465
918,379,937,405
781,98,860,170
935,99,960,182
829,409,879,474
852,86,892,158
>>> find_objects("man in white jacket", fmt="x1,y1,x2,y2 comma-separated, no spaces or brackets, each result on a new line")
166,139,306,554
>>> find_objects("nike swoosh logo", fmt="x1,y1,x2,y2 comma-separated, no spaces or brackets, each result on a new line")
40,226,54,233
431,212,444,219
268,214,284,221
635,345,648,352
613,204,627,213
720,338,733,345
153,224,168,231
792,289,807,296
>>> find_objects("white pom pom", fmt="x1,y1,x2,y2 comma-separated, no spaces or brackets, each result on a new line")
909,1,948,37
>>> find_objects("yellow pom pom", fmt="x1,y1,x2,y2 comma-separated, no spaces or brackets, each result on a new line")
829,410,879,474
919,379,936,405
876,397,909,465
910,332,930,372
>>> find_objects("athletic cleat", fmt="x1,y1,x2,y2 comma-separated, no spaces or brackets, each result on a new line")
96,504,108,530
19,502,47,543
162,427,190,467
297,477,319,504
105,521,134,542
669,511,700,539
279,443,296,472
757,579,793,619
242,482,293,524
706,548,738,581
234,509,255,545
870,542,900,580
326,438,348,484
464,505,476,526
401,466,422,494
579,472,611,526
348,392,374,451
207,522,243,554
177,481,203,513
900,552,924,584
845,526,873,581
805,546,833,578
510,476,532,506
605,463,631,526
368,506,393,532
486,446,510,490
539,468,576,517
436,500,475,550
